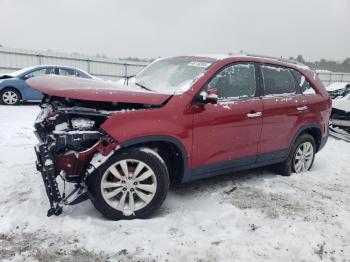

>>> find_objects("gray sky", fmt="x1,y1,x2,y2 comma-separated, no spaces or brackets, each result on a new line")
0,0,349,61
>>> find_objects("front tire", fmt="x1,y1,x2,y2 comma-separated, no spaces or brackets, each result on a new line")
87,147,169,220
0,88,21,105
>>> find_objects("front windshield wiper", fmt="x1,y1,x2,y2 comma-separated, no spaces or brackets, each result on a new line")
135,82,153,92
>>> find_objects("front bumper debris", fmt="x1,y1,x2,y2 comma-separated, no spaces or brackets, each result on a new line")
35,143,63,216
34,130,118,216
33,98,123,216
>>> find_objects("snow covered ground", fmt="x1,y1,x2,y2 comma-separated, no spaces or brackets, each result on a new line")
0,105,350,261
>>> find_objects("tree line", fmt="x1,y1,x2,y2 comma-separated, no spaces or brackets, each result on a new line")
292,55,350,73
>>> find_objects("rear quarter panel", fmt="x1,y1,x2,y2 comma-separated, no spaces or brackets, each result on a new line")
299,69,332,138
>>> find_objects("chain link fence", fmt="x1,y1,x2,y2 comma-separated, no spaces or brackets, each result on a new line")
0,47,149,81
316,71,350,86
2,47,350,87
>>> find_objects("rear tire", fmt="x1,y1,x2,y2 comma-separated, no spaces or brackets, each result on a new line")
0,88,21,105
87,147,169,220
277,134,316,176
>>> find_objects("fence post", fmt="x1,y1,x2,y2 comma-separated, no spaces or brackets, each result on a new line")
87,59,91,74
124,63,128,78
37,54,42,65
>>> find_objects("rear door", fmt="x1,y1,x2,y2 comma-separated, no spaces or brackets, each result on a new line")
23,67,56,100
192,63,263,171
290,69,329,138
258,64,307,159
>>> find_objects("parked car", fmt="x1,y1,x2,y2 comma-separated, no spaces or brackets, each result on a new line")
325,82,350,99
329,93,350,141
29,54,331,220
0,65,99,105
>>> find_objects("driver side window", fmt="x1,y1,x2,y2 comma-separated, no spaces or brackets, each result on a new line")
207,63,256,102
28,68,55,78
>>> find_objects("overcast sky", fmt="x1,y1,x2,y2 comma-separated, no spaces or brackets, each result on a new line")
0,0,349,61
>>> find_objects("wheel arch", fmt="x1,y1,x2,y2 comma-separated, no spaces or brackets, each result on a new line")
1,86,24,100
120,135,190,184
290,124,323,153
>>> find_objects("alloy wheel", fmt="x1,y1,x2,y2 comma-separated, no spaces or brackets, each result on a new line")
100,159,157,215
294,141,314,173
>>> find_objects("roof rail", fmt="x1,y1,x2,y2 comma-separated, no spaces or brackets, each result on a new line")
241,53,307,67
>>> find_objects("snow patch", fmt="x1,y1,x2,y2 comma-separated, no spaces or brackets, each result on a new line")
54,122,69,132
44,159,53,166
1,105,350,261
326,82,350,92
35,105,52,124
332,94,350,112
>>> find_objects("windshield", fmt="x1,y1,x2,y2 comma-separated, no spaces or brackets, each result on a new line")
134,58,213,94
7,66,37,77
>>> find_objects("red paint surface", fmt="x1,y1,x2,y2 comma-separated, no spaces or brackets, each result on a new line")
100,57,331,169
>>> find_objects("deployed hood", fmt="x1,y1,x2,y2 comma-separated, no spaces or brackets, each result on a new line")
27,75,173,105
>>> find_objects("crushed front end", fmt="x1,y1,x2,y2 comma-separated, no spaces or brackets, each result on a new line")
34,96,120,216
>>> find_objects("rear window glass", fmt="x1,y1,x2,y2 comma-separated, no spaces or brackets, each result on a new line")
290,69,316,95
59,68,79,77
261,65,296,96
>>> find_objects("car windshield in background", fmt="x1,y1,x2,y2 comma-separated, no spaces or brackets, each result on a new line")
134,58,213,94
7,66,36,77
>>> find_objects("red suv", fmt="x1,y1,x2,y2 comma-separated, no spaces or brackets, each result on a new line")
30,54,331,220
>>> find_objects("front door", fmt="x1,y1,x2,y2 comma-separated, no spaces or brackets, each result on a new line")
192,63,263,173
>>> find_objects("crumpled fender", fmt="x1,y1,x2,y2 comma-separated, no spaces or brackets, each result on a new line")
100,95,194,168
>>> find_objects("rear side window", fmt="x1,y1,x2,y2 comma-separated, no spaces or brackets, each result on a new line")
59,68,80,77
261,65,296,96
207,63,256,101
290,69,316,95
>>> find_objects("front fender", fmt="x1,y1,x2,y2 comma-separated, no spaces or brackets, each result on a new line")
100,107,193,165
101,110,190,140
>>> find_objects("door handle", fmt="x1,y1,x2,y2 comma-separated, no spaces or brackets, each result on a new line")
297,106,308,112
247,111,262,118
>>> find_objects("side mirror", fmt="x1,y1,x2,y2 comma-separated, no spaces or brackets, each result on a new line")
198,88,218,104
22,74,31,80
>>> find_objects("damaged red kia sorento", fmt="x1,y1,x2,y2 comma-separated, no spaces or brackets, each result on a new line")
29,54,331,220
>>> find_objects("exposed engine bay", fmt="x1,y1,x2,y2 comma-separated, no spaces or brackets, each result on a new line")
34,96,158,216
